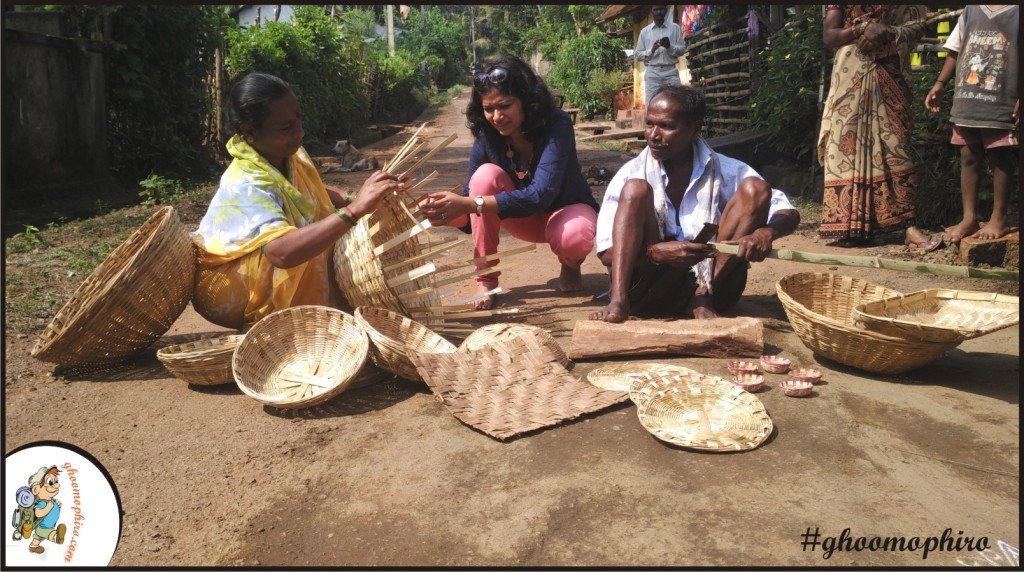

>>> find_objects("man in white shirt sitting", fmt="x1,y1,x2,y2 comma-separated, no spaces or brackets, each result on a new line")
635,5,687,105
590,86,800,323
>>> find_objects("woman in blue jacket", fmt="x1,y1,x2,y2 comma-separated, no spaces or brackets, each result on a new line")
420,56,598,310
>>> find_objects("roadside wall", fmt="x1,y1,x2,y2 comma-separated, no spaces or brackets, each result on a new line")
3,14,113,207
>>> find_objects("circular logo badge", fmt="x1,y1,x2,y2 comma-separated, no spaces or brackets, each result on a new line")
5,442,122,566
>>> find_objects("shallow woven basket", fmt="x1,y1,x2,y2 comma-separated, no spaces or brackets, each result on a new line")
233,306,368,409
31,206,196,366
630,369,773,452
458,323,569,367
853,289,1019,343
157,334,244,386
776,273,959,374
587,362,692,392
354,306,456,381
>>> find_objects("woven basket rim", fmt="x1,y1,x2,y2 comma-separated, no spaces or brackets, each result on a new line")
156,334,245,360
775,272,945,344
354,306,452,348
32,206,179,358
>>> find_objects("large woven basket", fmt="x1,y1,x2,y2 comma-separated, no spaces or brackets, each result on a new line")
157,334,244,386
233,306,368,409
31,206,196,366
776,273,959,374
853,289,1019,343
354,306,456,381
458,323,569,367
629,368,773,452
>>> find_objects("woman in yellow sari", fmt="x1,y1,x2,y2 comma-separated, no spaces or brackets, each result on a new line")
191,73,404,330
817,5,937,249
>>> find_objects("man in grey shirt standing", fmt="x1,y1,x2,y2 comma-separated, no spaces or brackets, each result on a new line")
634,5,687,105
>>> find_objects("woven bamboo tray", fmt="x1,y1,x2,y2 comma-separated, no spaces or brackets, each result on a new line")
459,323,569,367
630,369,773,452
157,334,244,385
587,362,692,392
409,332,628,440
776,273,959,374
31,206,196,366
853,289,1019,343
233,306,368,409
354,306,456,381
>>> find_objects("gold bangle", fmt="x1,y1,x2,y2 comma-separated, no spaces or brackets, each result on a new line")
336,207,357,226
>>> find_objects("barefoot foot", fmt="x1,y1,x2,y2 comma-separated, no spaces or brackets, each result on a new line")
687,293,720,320
471,283,498,310
943,219,980,244
904,226,941,251
588,299,629,323
973,218,1013,240
557,264,584,293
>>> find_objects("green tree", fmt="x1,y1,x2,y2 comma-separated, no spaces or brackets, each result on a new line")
547,29,628,117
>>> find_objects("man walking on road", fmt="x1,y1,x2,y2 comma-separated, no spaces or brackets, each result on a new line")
635,5,687,105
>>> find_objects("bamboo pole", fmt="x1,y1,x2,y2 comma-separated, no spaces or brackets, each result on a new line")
712,243,1019,282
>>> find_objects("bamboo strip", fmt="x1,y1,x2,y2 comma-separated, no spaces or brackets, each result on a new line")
702,71,751,84
398,133,459,182
709,117,751,124
386,262,438,288
705,89,751,99
713,243,1019,281
373,220,432,256
685,27,746,52
383,122,427,171
401,170,438,195
431,260,524,289
453,287,502,305
380,239,466,272
690,41,749,59
708,105,749,111
383,136,418,172
416,308,518,320
387,141,428,176
433,243,537,273
690,54,749,68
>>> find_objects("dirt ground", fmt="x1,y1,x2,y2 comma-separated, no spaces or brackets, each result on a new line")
4,90,1019,567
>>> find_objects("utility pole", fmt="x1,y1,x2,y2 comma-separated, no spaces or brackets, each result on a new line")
386,5,395,56
470,5,476,64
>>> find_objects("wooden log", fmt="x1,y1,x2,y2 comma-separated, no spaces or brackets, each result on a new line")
568,317,764,360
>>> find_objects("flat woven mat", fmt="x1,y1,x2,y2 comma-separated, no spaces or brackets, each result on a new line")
408,332,629,441
630,368,773,452
587,362,693,392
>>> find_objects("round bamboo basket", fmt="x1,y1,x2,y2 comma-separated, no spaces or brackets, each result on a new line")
776,273,960,374
233,306,368,409
31,206,196,366
157,334,244,386
853,289,1019,343
586,362,691,392
354,306,456,381
459,323,569,367
630,369,773,452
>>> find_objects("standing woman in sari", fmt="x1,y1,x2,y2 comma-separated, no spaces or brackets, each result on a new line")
817,5,937,248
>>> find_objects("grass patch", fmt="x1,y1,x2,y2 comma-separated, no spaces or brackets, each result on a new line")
593,141,630,153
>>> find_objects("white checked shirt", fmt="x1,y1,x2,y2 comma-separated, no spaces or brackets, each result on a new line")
594,139,796,254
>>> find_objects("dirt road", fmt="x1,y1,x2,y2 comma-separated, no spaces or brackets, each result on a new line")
4,91,1018,566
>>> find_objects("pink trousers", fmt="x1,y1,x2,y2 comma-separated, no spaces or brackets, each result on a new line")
448,163,597,288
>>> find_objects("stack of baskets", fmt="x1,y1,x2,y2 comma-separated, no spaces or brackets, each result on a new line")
776,272,1018,374
157,334,244,386
355,306,457,381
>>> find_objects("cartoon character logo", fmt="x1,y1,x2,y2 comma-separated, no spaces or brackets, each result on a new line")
11,466,67,554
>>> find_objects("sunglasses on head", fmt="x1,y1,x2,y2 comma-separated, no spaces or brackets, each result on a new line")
474,67,509,91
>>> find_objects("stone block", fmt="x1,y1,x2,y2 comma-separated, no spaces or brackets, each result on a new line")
959,230,1019,270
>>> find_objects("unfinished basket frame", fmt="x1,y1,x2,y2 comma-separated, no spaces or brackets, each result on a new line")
354,306,457,381
233,306,369,409
853,289,1019,343
157,334,244,386
630,369,773,452
775,273,960,375
31,206,196,366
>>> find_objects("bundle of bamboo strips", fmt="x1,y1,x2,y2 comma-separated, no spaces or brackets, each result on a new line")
712,243,1018,282
333,125,536,335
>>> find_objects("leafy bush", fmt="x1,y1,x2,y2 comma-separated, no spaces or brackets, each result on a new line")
104,6,232,181
399,6,469,89
547,30,628,117
588,69,630,120
751,14,828,163
138,174,186,206
226,6,368,143
368,49,430,123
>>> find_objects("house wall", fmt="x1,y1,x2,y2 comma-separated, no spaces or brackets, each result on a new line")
2,18,113,204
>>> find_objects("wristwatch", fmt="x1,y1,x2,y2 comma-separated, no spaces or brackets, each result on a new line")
474,196,485,216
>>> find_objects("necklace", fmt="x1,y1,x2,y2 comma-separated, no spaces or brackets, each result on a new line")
505,139,532,181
